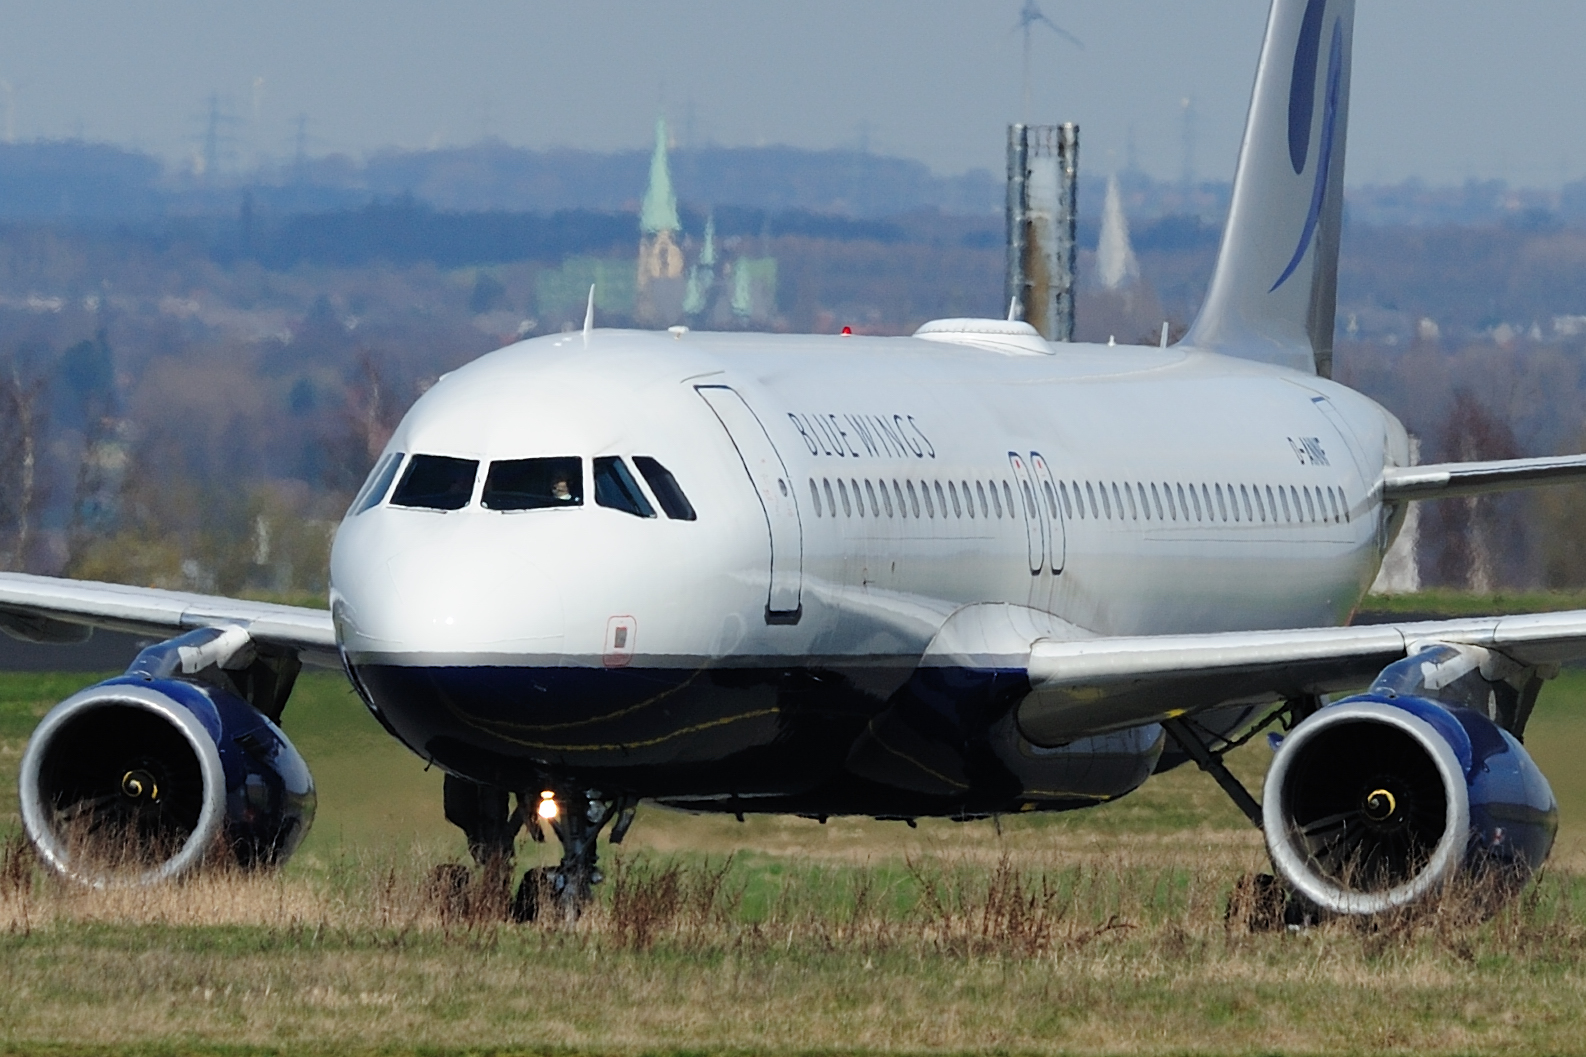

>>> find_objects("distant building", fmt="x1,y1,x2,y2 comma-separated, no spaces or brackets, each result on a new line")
1097,175,1140,292
729,257,778,324
1371,437,1421,595
636,119,686,324
683,213,717,319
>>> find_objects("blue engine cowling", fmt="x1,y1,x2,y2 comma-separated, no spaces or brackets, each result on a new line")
1264,649,1556,915
19,632,315,886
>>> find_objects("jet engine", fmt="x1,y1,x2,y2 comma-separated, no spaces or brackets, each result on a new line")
1264,645,1556,916
18,626,315,886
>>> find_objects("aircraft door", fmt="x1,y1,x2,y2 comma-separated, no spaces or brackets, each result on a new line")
1029,452,1066,574
1007,452,1044,576
695,385,804,623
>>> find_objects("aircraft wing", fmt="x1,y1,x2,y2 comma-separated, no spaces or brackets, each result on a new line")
1382,454,1586,501
1017,610,1586,745
0,571,340,667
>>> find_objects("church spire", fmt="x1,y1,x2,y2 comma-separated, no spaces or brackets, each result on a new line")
640,118,680,235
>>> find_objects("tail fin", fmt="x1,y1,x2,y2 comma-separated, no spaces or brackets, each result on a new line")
1184,0,1355,377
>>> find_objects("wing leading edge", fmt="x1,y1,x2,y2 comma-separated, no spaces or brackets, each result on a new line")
1382,453,1586,501
1018,610,1586,746
0,571,338,667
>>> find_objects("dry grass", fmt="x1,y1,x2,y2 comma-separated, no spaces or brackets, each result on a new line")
9,667,1586,1053
6,827,1586,1056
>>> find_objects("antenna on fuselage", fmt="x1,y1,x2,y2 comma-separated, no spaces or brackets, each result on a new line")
582,284,595,346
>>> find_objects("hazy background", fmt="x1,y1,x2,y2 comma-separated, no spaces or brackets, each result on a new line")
0,0,1584,599
0,1,1581,187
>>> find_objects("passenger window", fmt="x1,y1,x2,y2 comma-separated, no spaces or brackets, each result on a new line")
1302,487,1315,521
1125,482,1138,520
1150,482,1164,521
949,480,963,518
593,456,656,518
394,454,480,511
822,479,836,517
866,479,881,517
1265,485,1277,522
976,480,989,518
1175,483,1187,521
1043,479,1059,519
1059,481,1073,519
1084,481,1097,519
1020,479,1036,519
1190,484,1203,521
1002,482,1015,520
991,480,1004,518
935,481,948,518
811,479,824,517
1340,487,1350,523
919,480,933,518
1240,484,1252,522
1215,484,1228,522
895,480,911,518
1100,482,1112,520
351,451,404,515
1252,485,1265,522
838,478,853,517
1327,487,1340,521
851,479,866,518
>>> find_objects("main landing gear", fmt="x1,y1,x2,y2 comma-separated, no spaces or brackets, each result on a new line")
1163,697,1322,930
442,774,637,921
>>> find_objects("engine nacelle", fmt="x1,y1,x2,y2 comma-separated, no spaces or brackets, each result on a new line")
19,630,315,886
1264,687,1556,916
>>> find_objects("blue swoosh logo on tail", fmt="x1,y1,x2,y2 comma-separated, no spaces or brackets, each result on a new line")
1288,0,1327,174
1271,16,1343,293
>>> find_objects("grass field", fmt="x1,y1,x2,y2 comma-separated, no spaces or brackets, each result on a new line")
5,656,1586,1054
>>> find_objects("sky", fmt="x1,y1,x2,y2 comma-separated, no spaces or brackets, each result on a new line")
0,1,1580,188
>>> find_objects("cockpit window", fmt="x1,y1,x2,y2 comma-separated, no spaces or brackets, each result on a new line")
482,456,583,510
593,456,656,518
632,456,697,521
350,451,404,515
390,454,479,511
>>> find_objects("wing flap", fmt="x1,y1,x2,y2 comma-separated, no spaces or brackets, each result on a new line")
0,572,339,666
1018,612,1586,746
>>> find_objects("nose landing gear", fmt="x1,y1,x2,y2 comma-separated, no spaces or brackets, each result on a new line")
441,774,636,922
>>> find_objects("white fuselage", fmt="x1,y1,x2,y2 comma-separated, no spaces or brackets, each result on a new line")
326,328,1408,808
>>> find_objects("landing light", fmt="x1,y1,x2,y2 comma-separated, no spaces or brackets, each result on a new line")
537,791,558,820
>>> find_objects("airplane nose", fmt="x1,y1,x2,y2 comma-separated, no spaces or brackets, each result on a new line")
335,533,564,658
386,543,564,654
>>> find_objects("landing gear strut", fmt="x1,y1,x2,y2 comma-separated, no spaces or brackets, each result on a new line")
1164,697,1325,931
1161,695,1322,829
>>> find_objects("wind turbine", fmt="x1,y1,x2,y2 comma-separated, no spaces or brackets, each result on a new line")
1014,0,1083,122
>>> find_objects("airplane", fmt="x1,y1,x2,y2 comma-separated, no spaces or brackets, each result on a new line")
5,0,1586,923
